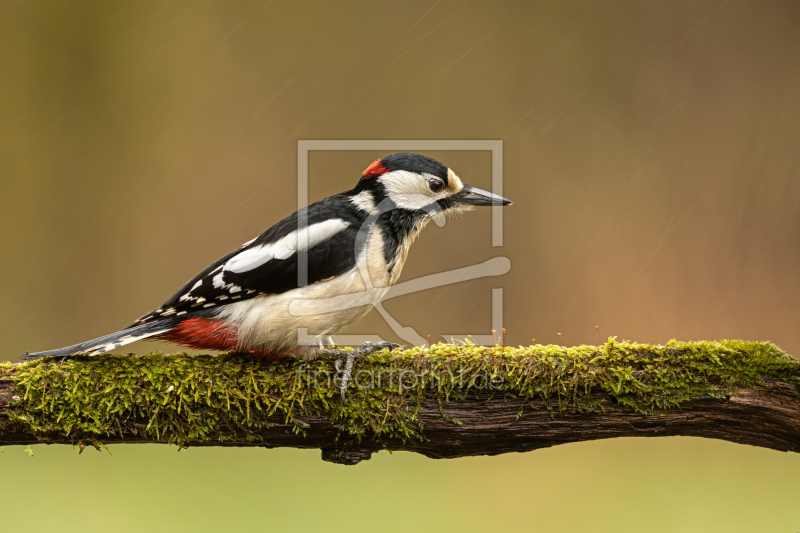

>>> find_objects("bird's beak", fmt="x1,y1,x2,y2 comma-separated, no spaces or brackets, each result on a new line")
455,186,512,206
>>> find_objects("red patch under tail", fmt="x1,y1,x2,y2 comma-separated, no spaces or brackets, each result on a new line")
157,317,237,351
156,317,287,362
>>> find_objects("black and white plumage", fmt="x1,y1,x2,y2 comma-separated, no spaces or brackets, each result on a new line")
21,153,511,362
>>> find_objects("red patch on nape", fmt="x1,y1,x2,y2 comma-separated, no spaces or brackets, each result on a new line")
361,158,389,180
157,317,238,352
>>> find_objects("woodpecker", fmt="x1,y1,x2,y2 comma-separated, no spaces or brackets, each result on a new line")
21,153,511,398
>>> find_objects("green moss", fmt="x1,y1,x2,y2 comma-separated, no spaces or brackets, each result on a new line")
1,339,798,450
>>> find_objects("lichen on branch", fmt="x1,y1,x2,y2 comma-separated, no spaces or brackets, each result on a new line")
1,339,798,451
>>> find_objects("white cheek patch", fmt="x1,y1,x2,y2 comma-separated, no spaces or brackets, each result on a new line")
379,170,447,211
224,219,350,274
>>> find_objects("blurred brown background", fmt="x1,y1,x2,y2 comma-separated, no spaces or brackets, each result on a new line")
1,1,800,531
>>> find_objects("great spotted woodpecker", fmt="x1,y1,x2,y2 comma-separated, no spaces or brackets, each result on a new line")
22,153,511,398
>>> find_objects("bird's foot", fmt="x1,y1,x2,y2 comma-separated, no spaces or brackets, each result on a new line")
321,341,400,404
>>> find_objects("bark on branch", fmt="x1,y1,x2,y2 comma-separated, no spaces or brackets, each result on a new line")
1,340,799,465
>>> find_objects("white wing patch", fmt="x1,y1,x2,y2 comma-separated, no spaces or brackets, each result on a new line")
209,270,242,295
224,219,350,274
137,219,351,324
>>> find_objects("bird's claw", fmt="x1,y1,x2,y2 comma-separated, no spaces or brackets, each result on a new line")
333,341,400,404
336,351,358,404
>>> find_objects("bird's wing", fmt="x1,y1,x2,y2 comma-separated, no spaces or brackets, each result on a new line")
131,198,366,326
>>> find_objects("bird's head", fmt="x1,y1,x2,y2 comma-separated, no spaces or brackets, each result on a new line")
352,152,511,217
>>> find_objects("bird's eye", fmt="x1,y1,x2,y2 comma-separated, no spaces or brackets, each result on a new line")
428,179,444,193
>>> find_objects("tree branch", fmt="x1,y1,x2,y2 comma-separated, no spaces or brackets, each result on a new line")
1,339,799,464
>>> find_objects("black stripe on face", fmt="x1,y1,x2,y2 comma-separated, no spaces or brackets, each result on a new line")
376,209,417,273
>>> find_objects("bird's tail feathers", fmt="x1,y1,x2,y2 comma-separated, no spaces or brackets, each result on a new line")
19,319,177,361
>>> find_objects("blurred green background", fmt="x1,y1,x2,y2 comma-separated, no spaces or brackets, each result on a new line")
2,0,800,531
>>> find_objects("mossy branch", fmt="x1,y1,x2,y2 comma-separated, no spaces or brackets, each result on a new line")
2,339,799,464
